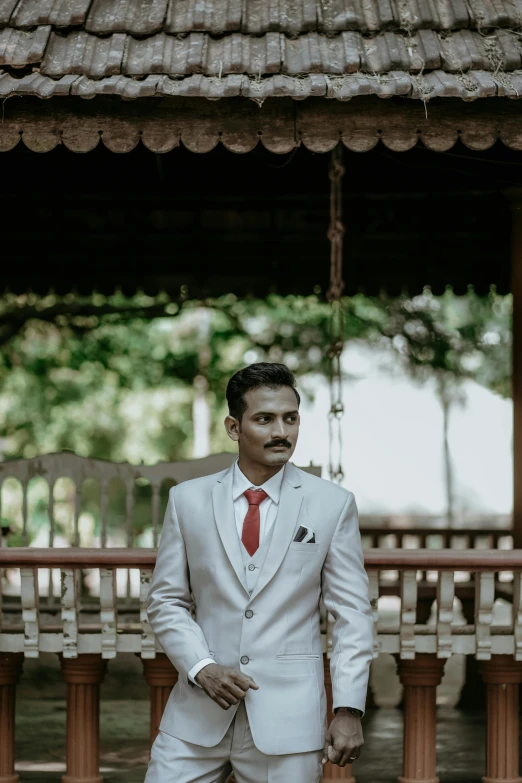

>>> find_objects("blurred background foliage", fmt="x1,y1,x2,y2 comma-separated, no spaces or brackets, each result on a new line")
0,288,511,465
0,288,512,548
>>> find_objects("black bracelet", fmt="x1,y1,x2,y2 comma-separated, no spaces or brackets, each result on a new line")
334,707,362,717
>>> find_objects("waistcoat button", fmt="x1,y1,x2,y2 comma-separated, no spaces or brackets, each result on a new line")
245,610,254,619
248,564,256,571
240,655,249,665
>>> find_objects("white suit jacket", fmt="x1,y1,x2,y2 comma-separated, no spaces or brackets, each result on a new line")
147,462,373,756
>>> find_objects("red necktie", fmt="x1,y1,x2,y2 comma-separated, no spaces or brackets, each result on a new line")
242,489,268,556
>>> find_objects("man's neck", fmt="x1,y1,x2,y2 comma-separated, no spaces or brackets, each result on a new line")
237,457,284,488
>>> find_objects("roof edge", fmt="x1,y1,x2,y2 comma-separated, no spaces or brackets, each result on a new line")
1,94,522,154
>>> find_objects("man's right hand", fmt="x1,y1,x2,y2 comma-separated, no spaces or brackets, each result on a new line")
195,663,259,710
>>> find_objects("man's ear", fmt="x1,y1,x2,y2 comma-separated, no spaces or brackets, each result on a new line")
225,415,240,442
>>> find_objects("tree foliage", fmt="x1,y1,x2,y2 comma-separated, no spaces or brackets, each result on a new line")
0,289,511,464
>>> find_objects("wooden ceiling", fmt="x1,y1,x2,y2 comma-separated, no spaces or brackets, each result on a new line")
1,136,514,298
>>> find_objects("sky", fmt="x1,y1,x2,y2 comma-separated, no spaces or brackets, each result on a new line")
293,343,513,517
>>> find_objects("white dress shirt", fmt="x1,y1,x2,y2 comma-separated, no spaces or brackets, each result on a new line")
188,461,285,685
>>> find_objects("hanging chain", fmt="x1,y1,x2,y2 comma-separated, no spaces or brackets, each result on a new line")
327,143,346,484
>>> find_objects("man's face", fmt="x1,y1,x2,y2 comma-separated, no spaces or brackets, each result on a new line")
226,386,300,468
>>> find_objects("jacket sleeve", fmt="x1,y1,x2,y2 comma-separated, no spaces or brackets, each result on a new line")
147,486,212,682
321,491,374,714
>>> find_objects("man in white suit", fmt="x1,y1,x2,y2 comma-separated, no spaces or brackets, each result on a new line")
145,363,373,783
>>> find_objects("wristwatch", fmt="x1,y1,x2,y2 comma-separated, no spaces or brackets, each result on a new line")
334,707,363,717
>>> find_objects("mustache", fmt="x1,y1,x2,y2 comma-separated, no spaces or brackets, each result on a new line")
264,439,292,449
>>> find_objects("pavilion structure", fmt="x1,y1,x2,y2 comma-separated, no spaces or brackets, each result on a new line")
1,2,522,783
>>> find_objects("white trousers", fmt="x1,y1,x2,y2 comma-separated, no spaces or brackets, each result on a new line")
144,701,323,783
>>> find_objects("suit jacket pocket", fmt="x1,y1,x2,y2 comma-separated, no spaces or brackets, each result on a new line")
288,542,319,553
276,654,321,660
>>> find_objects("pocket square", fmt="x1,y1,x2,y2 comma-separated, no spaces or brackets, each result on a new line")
294,525,316,543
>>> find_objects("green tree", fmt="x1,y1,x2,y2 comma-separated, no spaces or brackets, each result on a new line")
0,289,511,468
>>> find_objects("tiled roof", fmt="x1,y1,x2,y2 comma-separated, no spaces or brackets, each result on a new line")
1,0,522,99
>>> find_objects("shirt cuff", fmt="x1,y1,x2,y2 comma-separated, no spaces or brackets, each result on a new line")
188,658,216,686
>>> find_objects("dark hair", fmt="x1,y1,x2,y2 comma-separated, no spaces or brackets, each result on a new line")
226,363,300,421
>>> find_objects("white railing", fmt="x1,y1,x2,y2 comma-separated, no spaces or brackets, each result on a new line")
0,453,511,555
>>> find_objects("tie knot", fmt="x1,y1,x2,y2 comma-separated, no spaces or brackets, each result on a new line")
244,489,268,507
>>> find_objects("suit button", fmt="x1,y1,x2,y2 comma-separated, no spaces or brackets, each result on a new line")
240,655,249,665
245,610,253,619
248,564,255,571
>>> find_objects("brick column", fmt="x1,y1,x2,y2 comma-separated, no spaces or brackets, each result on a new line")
397,654,445,783
59,654,107,783
0,653,24,783
140,654,178,749
322,654,356,783
479,656,522,783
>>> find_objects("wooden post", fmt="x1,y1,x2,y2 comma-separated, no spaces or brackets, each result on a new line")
59,654,107,783
397,654,445,783
0,653,24,783
511,197,522,549
322,654,356,783
140,653,178,749
479,656,522,783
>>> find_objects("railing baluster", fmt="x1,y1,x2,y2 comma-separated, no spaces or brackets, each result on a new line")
100,480,108,548
368,570,380,659
400,570,417,659
475,571,495,660
125,481,135,598
20,567,39,658
73,484,81,547
152,483,160,548
48,480,55,547
436,571,454,658
514,572,522,662
21,481,28,547
0,479,3,547
61,567,79,659
140,568,156,659
100,567,117,660
48,480,56,603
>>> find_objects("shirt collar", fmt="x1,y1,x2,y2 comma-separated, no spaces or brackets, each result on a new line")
232,460,285,504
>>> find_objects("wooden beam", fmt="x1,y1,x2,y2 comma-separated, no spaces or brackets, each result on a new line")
2,96,522,155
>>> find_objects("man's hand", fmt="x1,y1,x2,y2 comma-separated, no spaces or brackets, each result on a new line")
195,663,259,710
322,711,364,767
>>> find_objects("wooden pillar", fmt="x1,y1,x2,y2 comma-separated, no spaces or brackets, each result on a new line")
511,196,522,549
140,653,178,749
0,653,24,783
479,656,522,783
397,654,445,783
322,654,356,783
59,654,107,783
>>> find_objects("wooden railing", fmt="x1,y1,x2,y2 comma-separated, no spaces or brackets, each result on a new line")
361,525,513,550
0,452,512,557
1,548,522,783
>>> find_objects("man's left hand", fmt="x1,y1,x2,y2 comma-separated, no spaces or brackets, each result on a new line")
322,710,363,767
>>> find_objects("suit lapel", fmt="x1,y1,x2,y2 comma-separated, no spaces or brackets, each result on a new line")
212,467,249,595
249,463,303,601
